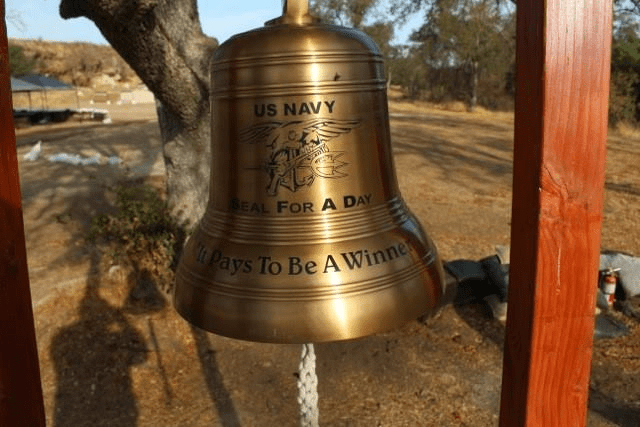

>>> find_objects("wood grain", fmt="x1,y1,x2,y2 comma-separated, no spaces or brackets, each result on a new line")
499,0,612,425
0,2,46,425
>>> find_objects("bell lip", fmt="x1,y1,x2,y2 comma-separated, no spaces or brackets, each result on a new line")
173,258,446,344
172,215,447,344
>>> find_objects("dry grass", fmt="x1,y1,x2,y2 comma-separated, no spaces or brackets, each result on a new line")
14,83,640,427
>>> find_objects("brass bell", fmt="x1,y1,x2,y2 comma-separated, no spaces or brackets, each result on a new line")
173,0,446,343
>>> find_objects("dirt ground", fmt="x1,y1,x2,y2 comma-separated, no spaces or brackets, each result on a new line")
14,93,640,426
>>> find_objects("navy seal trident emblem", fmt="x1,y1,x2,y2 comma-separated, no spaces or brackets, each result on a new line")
240,118,360,196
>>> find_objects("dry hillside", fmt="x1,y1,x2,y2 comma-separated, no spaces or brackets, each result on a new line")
10,38,141,89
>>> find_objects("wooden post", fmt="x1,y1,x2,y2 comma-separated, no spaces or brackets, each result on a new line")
499,0,611,425
0,2,46,425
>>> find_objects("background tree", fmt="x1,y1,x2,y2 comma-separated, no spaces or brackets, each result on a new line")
59,0,218,226
617,0,640,17
311,0,398,84
8,43,36,76
392,0,640,120
311,0,378,28
406,0,515,110
362,20,396,86
387,44,430,98
609,9,640,125
7,8,35,76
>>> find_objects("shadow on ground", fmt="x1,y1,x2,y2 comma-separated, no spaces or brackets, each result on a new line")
454,297,640,427
50,267,147,426
48,249,243,426
23,110,640,426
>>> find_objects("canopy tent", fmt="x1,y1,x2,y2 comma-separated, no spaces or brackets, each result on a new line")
10,77,41,92
17,74,74,90
10,75,77,109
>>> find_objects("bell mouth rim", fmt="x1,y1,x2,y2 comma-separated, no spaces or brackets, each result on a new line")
173,248,445,343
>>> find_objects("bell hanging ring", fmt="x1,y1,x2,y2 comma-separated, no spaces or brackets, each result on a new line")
173,0,446,343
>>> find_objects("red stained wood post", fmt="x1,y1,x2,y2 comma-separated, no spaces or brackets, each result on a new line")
0,1,46,425
499,0,611,425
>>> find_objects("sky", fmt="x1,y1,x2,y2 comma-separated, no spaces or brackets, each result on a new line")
5,0,421,46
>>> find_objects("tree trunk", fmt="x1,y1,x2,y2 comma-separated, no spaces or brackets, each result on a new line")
468,60,478,112
155,101,210,227
59,0,218,226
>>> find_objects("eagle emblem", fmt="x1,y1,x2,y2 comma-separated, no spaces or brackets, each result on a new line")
240,118,360,196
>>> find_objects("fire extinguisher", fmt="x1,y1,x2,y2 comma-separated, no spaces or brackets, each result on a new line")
599,267,620,308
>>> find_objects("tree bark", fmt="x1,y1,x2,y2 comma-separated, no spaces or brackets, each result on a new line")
467,59,478,112
59,0,218,225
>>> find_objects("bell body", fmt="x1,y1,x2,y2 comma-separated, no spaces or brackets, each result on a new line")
174,7,445,343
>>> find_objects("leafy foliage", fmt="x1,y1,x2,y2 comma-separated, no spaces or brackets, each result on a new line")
387,45,430,98
312,0,399,88
8,44,37,76
405,0,515,109
609,14,640,126
88,185,187,269
313,0,518,109
311,0,379,28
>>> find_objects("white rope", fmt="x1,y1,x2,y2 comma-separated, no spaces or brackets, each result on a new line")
297,343,319,427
